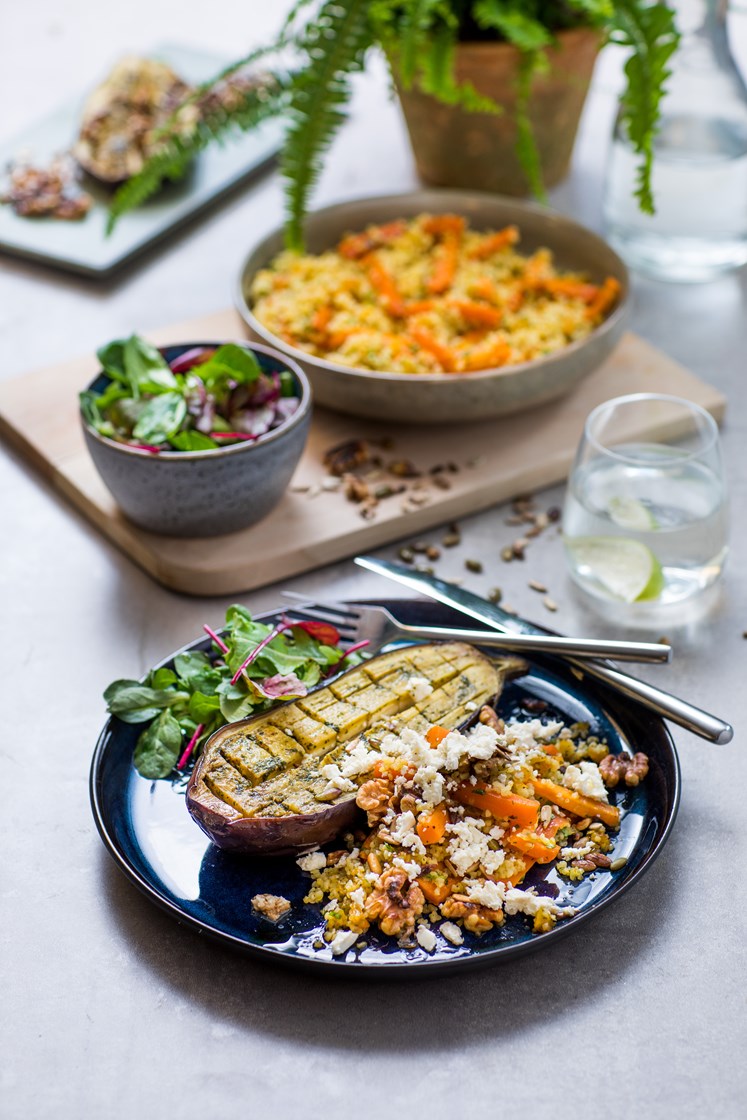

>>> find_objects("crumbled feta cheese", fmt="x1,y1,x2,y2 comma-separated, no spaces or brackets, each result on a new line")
465,879,506,910
440,922,464,946
563,761,608,802
329,929,358,956
560,842,594,860
392,856,422,879
320,762,357,793
414,763,444,806
297,850,327,872
388,810,425,853
502,888,575,919
445,817,503,877
338,738,381,779
409,675,434,702
349,886,366,908
464,700,477,711
416,925,437,952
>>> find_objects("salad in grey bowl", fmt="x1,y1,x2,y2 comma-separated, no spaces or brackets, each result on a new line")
80,336,311,537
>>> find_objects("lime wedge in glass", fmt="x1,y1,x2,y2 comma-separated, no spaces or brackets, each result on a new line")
607,496,659,531
566,536,665,603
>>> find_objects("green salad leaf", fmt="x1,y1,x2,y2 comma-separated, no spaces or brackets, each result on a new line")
82,334,300,452
104,604,362,780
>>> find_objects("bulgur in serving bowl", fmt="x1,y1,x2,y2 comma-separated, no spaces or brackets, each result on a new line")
236,191,629,424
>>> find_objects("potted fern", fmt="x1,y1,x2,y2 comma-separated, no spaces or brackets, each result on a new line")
110,0,679,251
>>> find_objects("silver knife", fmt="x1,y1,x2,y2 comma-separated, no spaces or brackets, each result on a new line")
355,556,734,745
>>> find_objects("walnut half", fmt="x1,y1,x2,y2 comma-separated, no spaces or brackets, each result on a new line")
599,752,650,788
364,868,425,937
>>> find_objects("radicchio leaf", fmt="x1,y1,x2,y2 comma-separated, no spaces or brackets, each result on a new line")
170,347,215,373
250,672,308,699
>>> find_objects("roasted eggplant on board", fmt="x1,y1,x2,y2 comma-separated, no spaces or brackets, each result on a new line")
187,643,525,855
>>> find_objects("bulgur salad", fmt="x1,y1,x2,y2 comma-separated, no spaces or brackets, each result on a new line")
291,707,648,957
249,214,622,376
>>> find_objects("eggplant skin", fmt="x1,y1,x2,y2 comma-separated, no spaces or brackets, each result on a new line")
186,642,525,856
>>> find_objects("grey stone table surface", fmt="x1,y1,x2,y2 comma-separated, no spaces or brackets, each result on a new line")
1,5,745,1119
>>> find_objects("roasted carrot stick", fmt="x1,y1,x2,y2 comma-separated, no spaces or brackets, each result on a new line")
455,784,540,829
426,725,450,748
468,225,519,259
531,778,620,828
407,326,457,371
449,299,503,329
417,805,449,845
418,873,454,905
363,255,407,317
586,276,622,320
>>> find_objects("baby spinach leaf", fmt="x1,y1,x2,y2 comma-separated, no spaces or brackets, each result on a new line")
188,691,223,722
173,650,212,681
132,392,187,444
104,679,189,723
96,339,128,382
150,667,178,689
124,335,177,395
197,344,261,393
168,430,219,451
133,710,183,779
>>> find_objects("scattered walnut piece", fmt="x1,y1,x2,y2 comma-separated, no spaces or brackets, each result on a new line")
324,439,370,476
599,751,650,788
342,473,371,503
251,893,291,922
478,705,505,735
364,868,425,937
356,778,395,825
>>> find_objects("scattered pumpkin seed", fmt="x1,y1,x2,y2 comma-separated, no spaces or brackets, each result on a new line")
465,558,483,573
398,546,415,564
426,545,441,561
529,580,548,593
487,587,503,604
610,857,628,872
501,546,514,562
442,531,461,548
543,596,559,612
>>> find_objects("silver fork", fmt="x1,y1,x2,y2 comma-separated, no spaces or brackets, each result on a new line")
281,593,672,663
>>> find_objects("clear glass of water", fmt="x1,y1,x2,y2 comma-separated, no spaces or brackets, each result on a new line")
603,0,747,282
563,394,728,621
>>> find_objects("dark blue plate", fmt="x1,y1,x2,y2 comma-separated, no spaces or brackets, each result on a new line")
89,598,680,976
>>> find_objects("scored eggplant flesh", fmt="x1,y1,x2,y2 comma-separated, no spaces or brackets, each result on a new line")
186,642,526,855
74,56,194,183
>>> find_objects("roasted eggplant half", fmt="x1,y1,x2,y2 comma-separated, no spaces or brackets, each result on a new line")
187,642,525,855
74,56,193,183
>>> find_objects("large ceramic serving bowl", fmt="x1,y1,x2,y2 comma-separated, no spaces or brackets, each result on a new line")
236,190,630,425
80,341,311,538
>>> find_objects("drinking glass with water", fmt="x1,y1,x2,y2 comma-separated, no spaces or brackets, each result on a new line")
563,394,728,619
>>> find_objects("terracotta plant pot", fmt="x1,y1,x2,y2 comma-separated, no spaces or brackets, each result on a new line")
394,28,602,196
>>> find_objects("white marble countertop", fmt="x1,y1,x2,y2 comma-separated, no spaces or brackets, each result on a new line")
2,5,745,1119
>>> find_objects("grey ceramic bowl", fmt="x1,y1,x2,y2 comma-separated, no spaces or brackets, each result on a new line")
81,341,311,538
236,190,630,425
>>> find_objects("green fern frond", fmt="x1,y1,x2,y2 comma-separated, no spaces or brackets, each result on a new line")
108,75,290,232
281,0,373,252
514,49,548,200
608,0,679,213
473,1,552,52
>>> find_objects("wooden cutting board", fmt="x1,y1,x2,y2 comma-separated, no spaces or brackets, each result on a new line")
0,307,726,596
